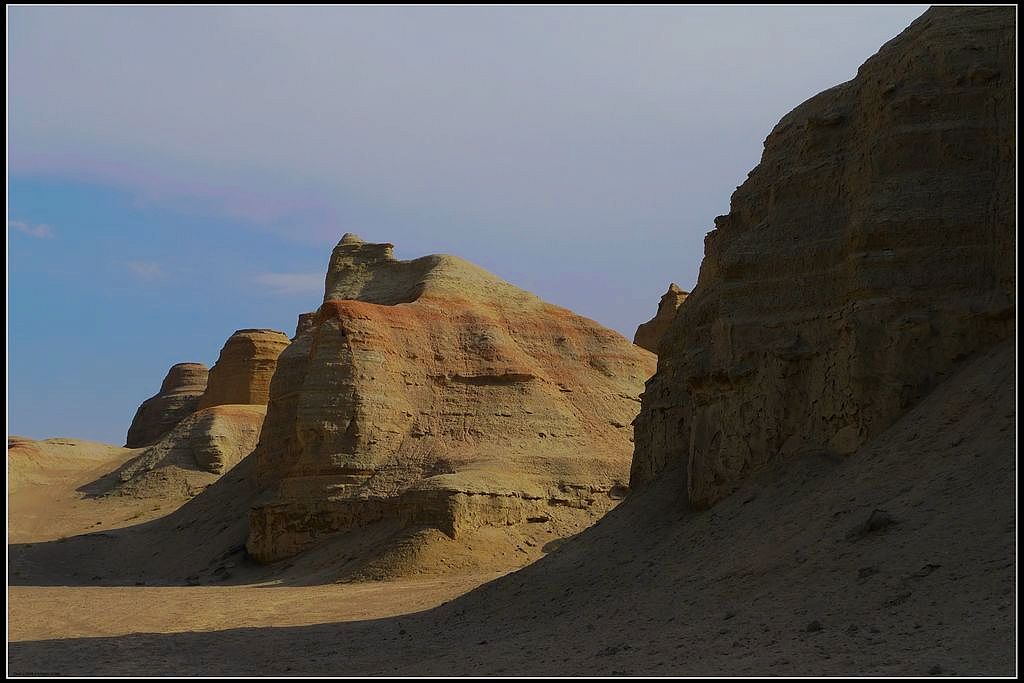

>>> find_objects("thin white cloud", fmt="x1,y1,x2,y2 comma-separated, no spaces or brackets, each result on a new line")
253,272,323,296
125,260,164,280
10,220,55,239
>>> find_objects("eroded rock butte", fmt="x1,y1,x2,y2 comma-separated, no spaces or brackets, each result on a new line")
247,234,656,563
125,363,209,448
198,329,290,409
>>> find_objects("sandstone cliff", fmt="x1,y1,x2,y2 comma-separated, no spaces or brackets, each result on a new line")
632,6,1015,507
198,329,290,409
633,283,689,354
247,234,656,565
125,363,209,448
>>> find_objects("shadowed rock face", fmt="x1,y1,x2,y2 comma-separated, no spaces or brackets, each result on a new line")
632,6,1015,507
293,312,317,338
198,330,291,409
634,283,689,354
125,363,209,448
247,234,656,563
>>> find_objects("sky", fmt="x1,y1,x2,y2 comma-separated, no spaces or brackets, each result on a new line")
8,5,928,443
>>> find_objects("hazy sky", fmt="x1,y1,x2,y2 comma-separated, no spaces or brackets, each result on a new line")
8,5,927,443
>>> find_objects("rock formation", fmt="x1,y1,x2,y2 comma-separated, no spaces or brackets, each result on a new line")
633,283,688,353
198,329,290,409
293,312,317,338
108,405,266,499
247,234,656,564
125,363,209,448
632,6,1015,507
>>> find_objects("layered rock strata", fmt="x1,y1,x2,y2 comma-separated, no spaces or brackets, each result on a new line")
109,405,266,499
125,363,209,448
198,329,290,409
634,283,689,354
247,234,656,562
632,6,1015,507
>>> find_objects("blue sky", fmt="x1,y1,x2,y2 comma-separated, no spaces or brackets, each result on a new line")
8,5,927,443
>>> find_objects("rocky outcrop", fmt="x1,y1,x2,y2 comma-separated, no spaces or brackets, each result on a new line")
126,329,287,449
247,234,656,564
198,329,290,409
632,6,1015,507
125,363,209,448
293,312,317,338
634,283,688,353
188,406,268,474
107,405,266,499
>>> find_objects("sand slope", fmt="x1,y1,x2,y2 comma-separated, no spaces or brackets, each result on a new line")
7,437,175,544
8,340,1014,675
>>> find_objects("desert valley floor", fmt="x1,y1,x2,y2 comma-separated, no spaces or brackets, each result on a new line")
8,340,1015,676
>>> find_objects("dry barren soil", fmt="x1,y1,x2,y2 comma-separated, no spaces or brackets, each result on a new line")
7,341,1016,676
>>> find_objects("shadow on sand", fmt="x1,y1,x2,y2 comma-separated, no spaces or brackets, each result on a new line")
8,472,691,676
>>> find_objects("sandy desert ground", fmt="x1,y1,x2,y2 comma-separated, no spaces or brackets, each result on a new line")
7,340,1015,676
7,436,514,642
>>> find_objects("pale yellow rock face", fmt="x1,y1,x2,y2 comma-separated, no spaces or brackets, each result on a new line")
198,330,290,409
125,363,209,448
633,283,688,354
632,6,1015,508
109,405,267,499
247,234,656,563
